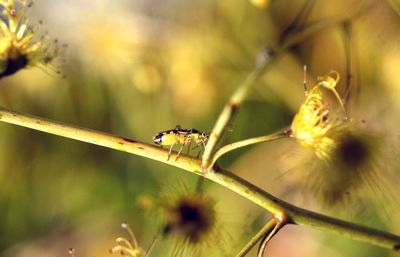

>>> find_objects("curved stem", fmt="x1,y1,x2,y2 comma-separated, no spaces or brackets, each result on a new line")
235,218,277,257
257,214,289,257
0,106,399,251
212,168,400,251
210,130,291,166
201,4,369,171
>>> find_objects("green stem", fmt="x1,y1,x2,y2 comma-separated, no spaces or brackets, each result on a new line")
0,106,399,251
0,106,193,167
257,214,288,257
201,48,275,170
201,4,368,171
235,218,277,257
210,130,290,166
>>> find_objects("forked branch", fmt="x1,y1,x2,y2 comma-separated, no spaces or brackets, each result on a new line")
0,106,399,253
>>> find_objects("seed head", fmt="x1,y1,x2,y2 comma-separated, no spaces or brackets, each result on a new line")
158,182,227,256
0,0,65,78
291,71,399,214
163,193,216,245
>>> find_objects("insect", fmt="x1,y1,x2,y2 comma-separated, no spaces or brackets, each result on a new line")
291,68,348,160
153,125,210,161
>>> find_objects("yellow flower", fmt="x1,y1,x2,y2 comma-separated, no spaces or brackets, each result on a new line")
0,0,63,78
290,70,399,213
291,70,347,160
110,223,145,257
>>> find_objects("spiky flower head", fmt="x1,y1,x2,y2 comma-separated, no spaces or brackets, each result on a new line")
163,193,216,245
291,70,399,212
291,70,347,160
158,182,227,256
0,0,64,78
301,125,384,205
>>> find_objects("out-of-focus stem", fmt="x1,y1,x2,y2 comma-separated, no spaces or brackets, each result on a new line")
201,47,275,170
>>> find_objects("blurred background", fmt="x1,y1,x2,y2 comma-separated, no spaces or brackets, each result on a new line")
0,0,400,256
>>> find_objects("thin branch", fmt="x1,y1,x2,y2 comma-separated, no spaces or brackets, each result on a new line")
201,3,370,171
257,214,289,257
201,47,275,170
236,214,288,257
235,218,277,257
213,168,400,252
209,130,290,166
276,0,316,45
0,105,399,252
0,106,197,168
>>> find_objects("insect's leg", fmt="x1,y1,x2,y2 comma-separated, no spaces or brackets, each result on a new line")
191,143,199,151
186,140,191,155
194,139,205,158
175,144,185,161
196,148,202,158
167,143,174,161
177,136,192,161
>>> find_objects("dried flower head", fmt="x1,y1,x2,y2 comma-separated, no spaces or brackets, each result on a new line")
290,70,399,213
291,70,347,160
0,0,65,78
163,193,216,244
302,126,386,205
159,182,227,256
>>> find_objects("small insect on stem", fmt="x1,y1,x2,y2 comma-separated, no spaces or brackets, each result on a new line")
153,125,210,161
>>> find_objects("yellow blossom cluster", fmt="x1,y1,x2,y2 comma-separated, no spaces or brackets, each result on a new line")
0,0,63,78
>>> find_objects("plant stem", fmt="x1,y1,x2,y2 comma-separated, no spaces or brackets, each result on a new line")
236,214,288,257
0,106,399,251
210,130,290,166
235,218,277,257
257,214,288,257
201,4,368,171
201,47,275,170
0,106,174,164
